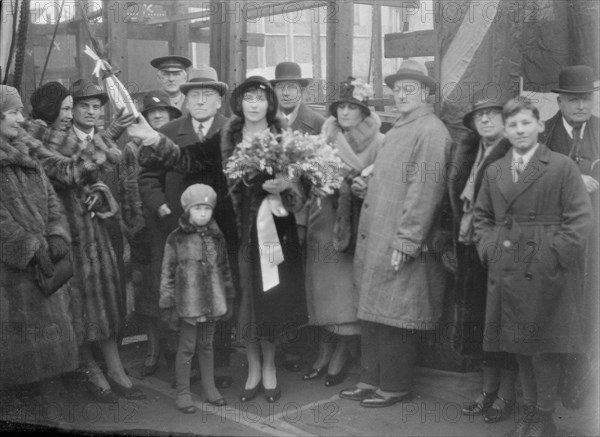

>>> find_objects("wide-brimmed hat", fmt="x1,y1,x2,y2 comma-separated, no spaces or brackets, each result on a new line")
70,79,108,105
140,90,182,119
230,76,277,119
179,66,228,96
462,88,507,128
384,59,436,92
30,81,70,124
270,62,310,88
329,77,373,117
150,55,192,72
551,65,600,94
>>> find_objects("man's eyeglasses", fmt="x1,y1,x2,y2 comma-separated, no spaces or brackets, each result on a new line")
474,109,502,120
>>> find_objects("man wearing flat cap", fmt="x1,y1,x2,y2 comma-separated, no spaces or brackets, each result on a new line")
137,66,237,389
151,55,192,117
341,59,452,408
541,65,600,410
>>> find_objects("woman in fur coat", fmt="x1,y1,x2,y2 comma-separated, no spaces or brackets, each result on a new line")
0,86,79,398
24,80,144,402
224,77,307,403
302,78,383,387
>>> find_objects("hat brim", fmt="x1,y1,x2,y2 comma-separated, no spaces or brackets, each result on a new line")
462,103,504,128
142,105,182,120
270,78,310,88
179,82,228,96
550,85,600,94
73,93,109,106
384,70,437,92
329,98,371,117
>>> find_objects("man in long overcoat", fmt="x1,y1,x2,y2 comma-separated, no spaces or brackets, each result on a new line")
539,65,599,409
340,60,452,408
474,97,592,437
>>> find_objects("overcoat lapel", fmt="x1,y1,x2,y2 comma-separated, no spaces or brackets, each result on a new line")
175,116,198,146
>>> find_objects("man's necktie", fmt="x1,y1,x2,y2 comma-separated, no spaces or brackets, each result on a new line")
571,125,582,163
197,123,204,141
513,157,525,183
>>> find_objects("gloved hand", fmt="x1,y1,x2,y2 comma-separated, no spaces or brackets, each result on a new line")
33,245,54,277
47,235,69,262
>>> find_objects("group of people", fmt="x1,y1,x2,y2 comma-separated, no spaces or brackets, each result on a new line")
0,53,597,437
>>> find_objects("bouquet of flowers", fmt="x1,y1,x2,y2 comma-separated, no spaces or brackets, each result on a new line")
224,129,346,200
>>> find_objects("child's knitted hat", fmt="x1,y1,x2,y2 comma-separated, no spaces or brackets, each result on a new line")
180,184,217,212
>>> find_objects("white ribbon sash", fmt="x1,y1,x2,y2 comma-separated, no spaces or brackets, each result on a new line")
257,194,289,291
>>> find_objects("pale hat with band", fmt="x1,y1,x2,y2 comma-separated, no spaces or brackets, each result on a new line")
384,59,436,92
181,184,217,212
179,66,228,96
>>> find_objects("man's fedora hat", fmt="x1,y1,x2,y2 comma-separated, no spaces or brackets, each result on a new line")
270,62,310,87
150,55,192,72
551,65,600,94
179,66,228,96
329,77,373,117
140,90,182,119
70,78,108,106
462,88,507,128
384,59,436,92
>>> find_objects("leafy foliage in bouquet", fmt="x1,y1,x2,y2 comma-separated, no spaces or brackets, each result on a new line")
223,129,346,198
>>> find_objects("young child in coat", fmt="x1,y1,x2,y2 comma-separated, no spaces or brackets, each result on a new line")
159,184,235,414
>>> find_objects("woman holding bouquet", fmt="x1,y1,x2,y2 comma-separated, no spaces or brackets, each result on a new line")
24,80,145,402
224,76,308,403
302,78,383,386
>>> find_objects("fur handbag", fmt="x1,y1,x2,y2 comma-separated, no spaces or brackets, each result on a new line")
34,256,73,298
333,179,363,254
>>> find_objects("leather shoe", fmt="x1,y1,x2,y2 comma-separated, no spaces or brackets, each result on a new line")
283,359,302,372
207,397,227,407
178,405,197,414
483,397,515,423
462,391,496,415
302,367,327,381
339,387,375,401
360,392,412,408
240,383,261,402
324,366,348,387
84,381,119,404
106,375,146,400
264,385,281,403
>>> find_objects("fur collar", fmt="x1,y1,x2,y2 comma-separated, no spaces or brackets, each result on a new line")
321,112,382,154
0,128,44,168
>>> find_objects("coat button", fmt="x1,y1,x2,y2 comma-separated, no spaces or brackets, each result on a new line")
525,272,533,280
363,203,368,209
528,211,536,220
503,240,511,248
361,233,366,239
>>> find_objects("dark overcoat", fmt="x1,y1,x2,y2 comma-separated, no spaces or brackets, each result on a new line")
473,144,593,354
0,130,79,386
540,113,599,344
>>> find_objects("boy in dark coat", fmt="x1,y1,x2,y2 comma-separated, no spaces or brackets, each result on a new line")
160,184,234,414
474,97,593,437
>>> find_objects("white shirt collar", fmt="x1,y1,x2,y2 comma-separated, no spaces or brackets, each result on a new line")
280,103,300,125
73,125,94,142
191,116,214,137
512,143,540,168
562,116,586,139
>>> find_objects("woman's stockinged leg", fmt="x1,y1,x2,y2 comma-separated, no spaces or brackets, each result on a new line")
312,328,335,370
101,338,132,388
80,343,110,391
244,340,262,390
328,335,349,375
261,340,278,390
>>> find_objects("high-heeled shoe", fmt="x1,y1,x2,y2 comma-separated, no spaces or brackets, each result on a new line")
207,397,227,407
240,383,261,402
324,366,349,387
84,380,119,404
302,367,327,381
141,354,160,377
263,385,281,403
461,391,496,415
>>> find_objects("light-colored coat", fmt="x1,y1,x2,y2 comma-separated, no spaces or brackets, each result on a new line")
354,105,452,329
474,144,592,354
305,114,383,331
